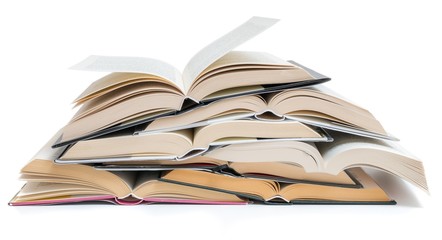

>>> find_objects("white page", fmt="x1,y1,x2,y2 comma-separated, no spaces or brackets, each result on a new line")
181,16,279,92
70,55,184,90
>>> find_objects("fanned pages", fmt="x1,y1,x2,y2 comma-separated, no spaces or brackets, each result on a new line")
161,168,394,204
139,85,394,140
56,120,330,163
11,160,246,206
71,17,281,94
54,17,330,147
205,132,427,192
94,157,360,188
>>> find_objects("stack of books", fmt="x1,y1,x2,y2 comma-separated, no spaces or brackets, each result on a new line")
9,17,428,206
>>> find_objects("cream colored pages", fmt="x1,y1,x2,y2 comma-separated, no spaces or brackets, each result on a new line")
181,16,279,92
290,85,373,116
317,132,427,192
229,162,355,185
205,141,322,173
16,182,110,198
70,55,184,90
197,51,294,81
193,120,321,147
60,130,194,160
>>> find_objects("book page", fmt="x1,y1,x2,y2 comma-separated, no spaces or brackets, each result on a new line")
181,16,279,93
16,182,109,197
21,159,134,198
193,120,322,148
316,131,427,192
205,141,322,173
198,51,293,80
71,55,184,90
317,131,413,161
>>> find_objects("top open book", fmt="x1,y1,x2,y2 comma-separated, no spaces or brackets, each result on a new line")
54,17,329,147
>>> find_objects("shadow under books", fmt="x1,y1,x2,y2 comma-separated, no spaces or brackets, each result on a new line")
367,168,422,208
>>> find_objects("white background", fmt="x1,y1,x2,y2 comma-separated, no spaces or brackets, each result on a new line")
1,0,440,239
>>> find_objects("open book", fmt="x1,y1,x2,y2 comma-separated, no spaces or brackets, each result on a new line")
10,160,246,206
54,17,329,147
94,156,360,188
56,120,330,163
205,131,428,192
139,85,395,140
161,168,394,204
